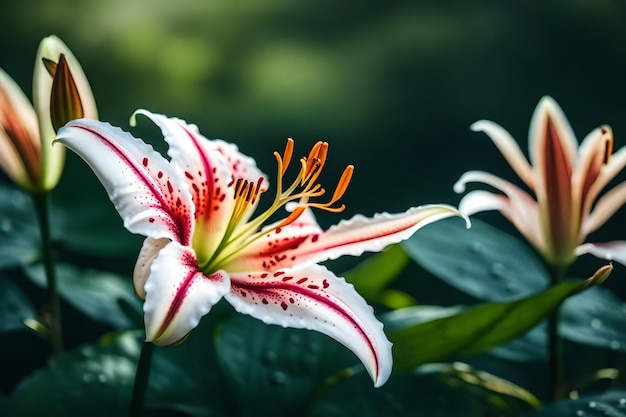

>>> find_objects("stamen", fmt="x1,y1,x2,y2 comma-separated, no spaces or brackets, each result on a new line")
603,134,613,165
251,177,264,204
275,206,306,229
329,165,354,205
281,139,294,176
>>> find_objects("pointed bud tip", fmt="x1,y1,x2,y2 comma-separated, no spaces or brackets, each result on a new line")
49,54,85,133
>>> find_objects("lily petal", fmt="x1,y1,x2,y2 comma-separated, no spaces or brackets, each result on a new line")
33,35,97,190
133,237,169,299
583,181,626,236
225,263,392,387
132,110,267,259
573,126,612,209
470,120,534,189
144,241,230,345
56,119,195,244
529,96,577,256
232,205,467,271
455,170,543,250
575,241,626,267
584,146,626,219
0,68,40,189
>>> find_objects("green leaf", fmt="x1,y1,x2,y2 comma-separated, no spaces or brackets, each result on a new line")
561,285,626,353
0,185,40,269
8,332,140,416
388,280,582,371
402,217,549,300
7,323,232,417
522,389,626,416
342,244,413,307
215,313,358,417
311,362,535,417
25,263,142,328
0,275,37,332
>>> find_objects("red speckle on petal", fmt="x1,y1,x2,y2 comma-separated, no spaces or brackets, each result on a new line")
142,158,148,167
282,276,293,282
276,227,282,234
297,278,308,284
149,218,155,223
262,298,269,304
240,291,247,297
260,273,268,278
273,271,285,277
167,181,173,194
289,297,295,303
311,234,319,243
185,171,193,179
322,279,329,289
308,285,319,290
281,302,288,310
157,171,163,179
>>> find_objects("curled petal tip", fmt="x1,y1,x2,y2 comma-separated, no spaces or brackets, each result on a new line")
469,120,489,132
453,177,468,194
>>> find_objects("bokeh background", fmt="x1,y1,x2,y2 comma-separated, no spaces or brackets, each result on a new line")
4,0,626,214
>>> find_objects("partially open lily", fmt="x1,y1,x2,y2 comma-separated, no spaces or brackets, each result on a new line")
0,35,96,191
57,111,467,387
455,96,626,268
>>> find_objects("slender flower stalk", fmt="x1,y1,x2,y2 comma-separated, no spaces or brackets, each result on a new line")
32,192,63,358
57,111,468,392
0,35,97,358
130,342,154,417
454,96,626,400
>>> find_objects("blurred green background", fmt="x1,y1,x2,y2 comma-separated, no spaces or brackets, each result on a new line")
3,0,626,217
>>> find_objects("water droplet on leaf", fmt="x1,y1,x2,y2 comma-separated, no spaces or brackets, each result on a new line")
470,242,484,256
269,371,287,386
262,351,277,364
490,263,507,280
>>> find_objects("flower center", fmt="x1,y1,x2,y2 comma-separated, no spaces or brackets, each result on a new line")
198,138,353,274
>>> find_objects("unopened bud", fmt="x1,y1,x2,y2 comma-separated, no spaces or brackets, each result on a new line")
48,54,84,133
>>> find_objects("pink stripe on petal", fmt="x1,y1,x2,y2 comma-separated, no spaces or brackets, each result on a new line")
225,263,392,387
529,97,577,260
143,241,230,346
134,110,267,259
289,205,467,265
57,120,195,244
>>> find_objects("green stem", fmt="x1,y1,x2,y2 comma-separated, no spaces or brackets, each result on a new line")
33,192,63,360
130,342,154,417
547,264,566,402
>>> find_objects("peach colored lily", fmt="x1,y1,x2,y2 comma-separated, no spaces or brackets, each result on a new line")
57,111,467,387
0,35,96,191
455,96,626,268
